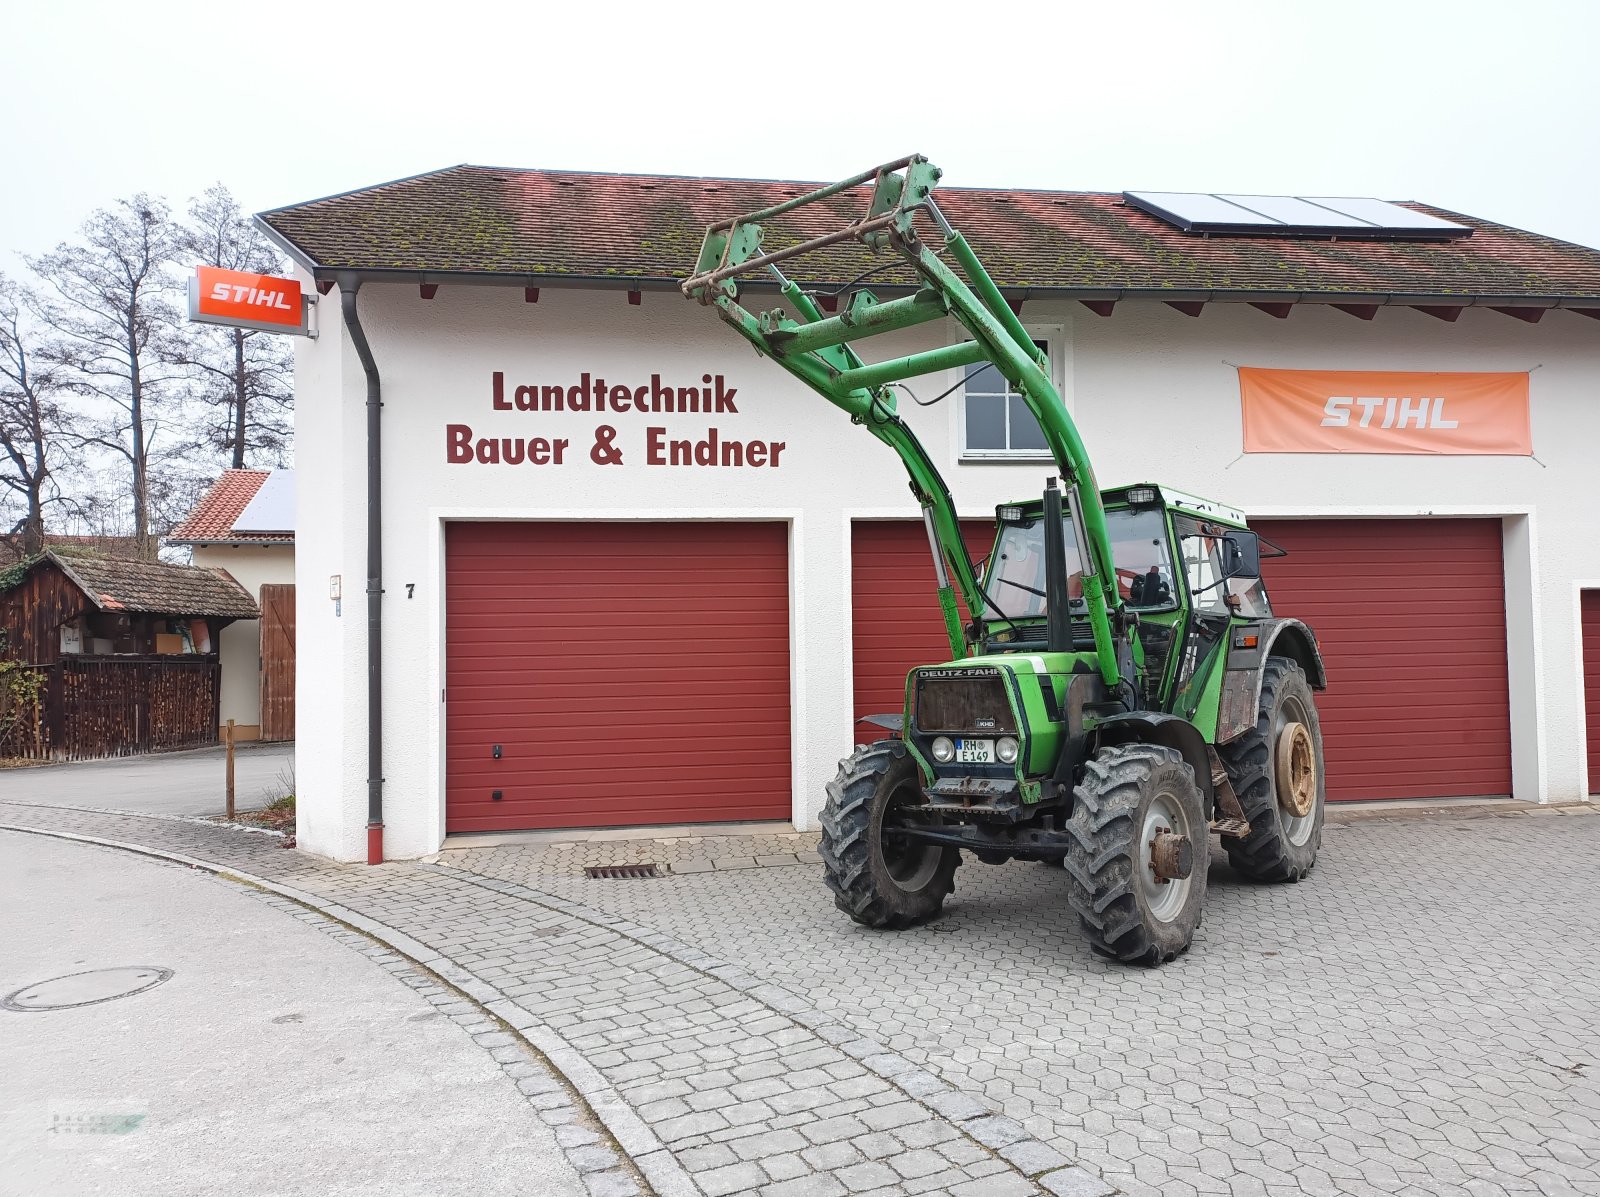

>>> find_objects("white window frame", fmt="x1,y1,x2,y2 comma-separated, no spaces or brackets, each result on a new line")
956,322,1068,462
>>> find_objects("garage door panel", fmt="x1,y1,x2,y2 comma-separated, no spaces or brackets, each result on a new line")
446,521,790,832
851,519,997,740
1583,592,1600,795
1255,518,1510,802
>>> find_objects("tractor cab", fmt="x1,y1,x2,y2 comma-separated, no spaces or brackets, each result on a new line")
979,482,1272,658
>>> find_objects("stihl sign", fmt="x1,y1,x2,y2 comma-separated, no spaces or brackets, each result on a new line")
187,266,312,336
1239,367,1531,455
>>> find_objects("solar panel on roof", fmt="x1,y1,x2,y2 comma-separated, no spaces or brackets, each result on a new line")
1122,191,1472,241
1303,196,1471,235
233,469,295,533
1123,192,1277,230
1218,195,1370,228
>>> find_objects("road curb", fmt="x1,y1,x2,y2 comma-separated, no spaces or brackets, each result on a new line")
0,821,693,1197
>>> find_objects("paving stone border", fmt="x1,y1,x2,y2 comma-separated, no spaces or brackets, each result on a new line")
1,813,1115,1197
422,860,1113,1197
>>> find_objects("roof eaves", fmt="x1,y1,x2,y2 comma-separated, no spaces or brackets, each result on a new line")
254,216,321,275
169,536,295,548
281,267,1600,309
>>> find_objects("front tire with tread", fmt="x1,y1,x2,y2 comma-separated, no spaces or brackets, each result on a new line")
820,740,958,929
1064,743,1207,966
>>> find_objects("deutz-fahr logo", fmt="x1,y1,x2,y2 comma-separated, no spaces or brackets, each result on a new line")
918,666,1000,680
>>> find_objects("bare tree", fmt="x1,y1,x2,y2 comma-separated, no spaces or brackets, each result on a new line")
173,184,293,468
0,275,78,557
27,195,184,557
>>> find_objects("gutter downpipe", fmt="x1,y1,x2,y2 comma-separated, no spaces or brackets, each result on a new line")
339,279,385,865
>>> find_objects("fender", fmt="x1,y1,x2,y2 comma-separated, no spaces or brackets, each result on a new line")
1216,617,1327,743
1090,711,1216,810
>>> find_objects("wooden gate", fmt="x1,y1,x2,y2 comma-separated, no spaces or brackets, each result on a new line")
259,583,296,742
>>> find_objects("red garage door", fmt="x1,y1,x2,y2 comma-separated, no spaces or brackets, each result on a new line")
852,520,996,737
445,522,791,832
1253,518,1511,802
1583,591,1600,795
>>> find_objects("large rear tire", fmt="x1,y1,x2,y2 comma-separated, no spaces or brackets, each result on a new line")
1064,743,1207,966
1219,657,1325,882
820,740,958,929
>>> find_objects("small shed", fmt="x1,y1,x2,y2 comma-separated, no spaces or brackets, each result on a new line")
0,551,260,759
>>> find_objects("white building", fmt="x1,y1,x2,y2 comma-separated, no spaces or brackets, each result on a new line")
170,469,296,742
259,165,1600,863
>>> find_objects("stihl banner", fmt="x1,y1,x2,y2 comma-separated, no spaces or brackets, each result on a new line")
188,266,310,336
1239,367,1531,455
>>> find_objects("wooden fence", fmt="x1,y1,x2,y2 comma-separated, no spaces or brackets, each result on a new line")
2,655,221,761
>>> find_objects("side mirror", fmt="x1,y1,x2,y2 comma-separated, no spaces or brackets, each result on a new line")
1222,531,1262,580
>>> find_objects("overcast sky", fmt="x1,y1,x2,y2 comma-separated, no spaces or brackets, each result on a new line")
4,0,1599,267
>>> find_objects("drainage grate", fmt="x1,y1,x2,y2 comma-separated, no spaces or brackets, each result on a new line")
584,863,662,880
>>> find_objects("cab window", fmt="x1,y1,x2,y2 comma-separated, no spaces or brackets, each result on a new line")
984,507,1177,619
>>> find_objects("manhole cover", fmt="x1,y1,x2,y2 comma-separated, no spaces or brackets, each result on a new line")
2,967,174,1012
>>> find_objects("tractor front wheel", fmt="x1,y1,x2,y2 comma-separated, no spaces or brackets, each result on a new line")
1064,743,1207,965
820,740,959,929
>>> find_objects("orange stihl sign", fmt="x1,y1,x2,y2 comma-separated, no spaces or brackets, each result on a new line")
1239,367,1532,456
188,266,310,335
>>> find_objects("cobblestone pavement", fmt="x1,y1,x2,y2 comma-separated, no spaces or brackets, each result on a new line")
0,802,1103,1197
6,801,1598,1196
444,808,1600,1197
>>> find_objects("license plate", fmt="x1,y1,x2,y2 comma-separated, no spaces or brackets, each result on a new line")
955,738,994,764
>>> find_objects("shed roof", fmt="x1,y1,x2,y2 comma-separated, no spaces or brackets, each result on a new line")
258,164,1600,308
169,469,293,546
44,552,259,620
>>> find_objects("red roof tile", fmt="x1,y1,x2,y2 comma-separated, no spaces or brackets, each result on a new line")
258,164,1600,304
169,469,291,545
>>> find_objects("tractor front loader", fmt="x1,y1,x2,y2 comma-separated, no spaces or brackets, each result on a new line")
682,156,1328,965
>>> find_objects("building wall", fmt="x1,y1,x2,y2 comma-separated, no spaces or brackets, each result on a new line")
294,278,1600,862
191,545,295,737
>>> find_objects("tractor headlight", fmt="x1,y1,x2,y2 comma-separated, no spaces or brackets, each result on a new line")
996,736,1020,764
931,736,955,763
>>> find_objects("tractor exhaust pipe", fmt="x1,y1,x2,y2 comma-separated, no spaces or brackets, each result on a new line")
1043,478,1072,654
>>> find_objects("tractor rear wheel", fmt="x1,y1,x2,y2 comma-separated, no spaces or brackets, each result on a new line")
1219,657,1325,882
1064,743,1207,966
820,740,959,929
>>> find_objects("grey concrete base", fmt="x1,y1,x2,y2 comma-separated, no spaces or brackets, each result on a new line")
442,819,799,851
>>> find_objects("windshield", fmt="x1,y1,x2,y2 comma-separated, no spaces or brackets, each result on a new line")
984,507,1175,620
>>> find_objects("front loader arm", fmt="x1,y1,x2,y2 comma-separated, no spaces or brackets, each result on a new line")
706,272,984,659
682,156,1124,685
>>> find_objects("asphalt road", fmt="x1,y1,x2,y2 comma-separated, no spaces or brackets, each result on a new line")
0,832,586,1197
0,741,295,818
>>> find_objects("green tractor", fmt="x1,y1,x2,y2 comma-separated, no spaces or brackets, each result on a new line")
683,156,1327,965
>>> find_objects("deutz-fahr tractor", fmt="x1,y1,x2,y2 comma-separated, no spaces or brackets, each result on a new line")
682,156,1328,965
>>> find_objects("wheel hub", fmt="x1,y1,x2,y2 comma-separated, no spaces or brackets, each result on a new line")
1148,829,1193,883
1276,721,1317,818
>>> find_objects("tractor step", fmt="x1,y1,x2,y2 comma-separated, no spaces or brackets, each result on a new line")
1208,748,1252,839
